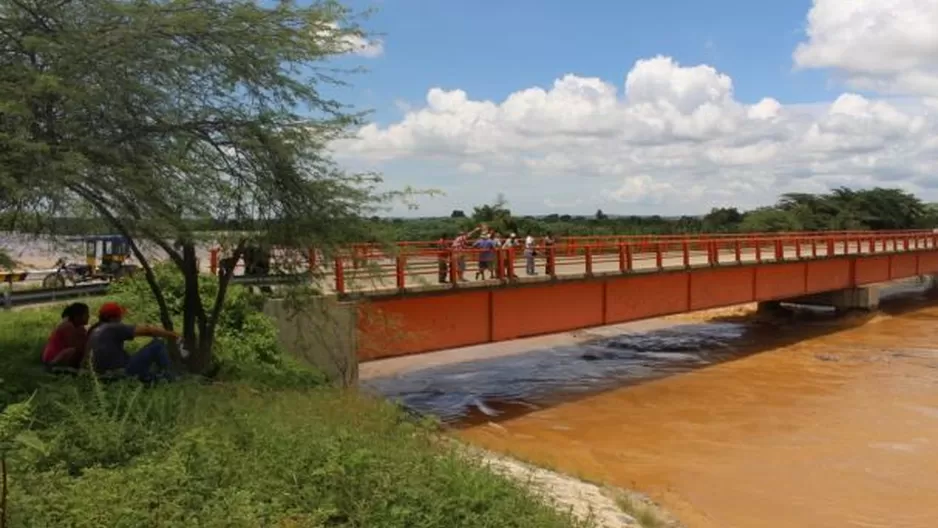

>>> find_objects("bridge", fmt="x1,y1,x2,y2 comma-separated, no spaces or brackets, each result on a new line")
224,230,938,379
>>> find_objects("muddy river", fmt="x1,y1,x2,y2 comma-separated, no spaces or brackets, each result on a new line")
365,283,938,528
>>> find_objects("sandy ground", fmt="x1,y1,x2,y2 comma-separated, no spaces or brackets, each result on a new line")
477,449,680,528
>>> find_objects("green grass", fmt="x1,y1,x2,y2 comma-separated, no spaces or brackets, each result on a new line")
0,298,588,528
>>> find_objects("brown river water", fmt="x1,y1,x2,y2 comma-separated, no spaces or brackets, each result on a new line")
365,281,938,528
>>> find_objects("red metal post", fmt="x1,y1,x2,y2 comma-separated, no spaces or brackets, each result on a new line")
868,237,874,253
827,238,835,257
625,244,633,272
903,237,910,251
585,246,593,275
711,240,719,265
209,248,219,276
655,243,663,270
810,238,817,258
334,257,345,294
734,239,741,263
618,242,626,272
496,249,505,280
774,239,783,261
795,238,802,259
449,251,459,285
506,249,516,279
547,246,556,277
755,242,762,263
395,255,406,290
683,241,690,268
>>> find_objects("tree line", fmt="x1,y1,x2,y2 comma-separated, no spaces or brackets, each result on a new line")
366,187,938,241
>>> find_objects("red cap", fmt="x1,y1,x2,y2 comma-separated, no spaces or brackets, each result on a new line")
98,302,127,319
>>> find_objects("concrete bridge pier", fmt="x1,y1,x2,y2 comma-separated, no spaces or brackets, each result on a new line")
767,286,881,313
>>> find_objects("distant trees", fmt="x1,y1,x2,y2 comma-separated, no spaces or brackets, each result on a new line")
364,187,938,241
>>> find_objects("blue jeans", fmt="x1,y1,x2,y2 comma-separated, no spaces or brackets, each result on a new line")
125,339,174,383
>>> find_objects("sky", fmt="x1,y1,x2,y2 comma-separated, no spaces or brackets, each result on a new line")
329,0,938,217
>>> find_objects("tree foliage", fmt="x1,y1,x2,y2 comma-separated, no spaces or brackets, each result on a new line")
365,187,937,241
0,0,391,372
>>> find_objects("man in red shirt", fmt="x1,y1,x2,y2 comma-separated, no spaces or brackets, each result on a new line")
42,302,91,369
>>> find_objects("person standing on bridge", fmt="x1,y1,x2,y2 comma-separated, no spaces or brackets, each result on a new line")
524,234,537,276
452,227,480,282
437,234,449,283
502,233,519,278
543,232,556,275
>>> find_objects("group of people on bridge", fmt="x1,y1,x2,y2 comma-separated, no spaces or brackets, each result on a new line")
437,225,556,283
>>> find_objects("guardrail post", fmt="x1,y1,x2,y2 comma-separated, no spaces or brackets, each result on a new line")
496,249,505,280
755,242,762,263
334,257,345,294
395,255,406,290
209,249,219,276
827,239,835,257
868,237,875,253
683,241,690,268
655,243,663,270
625,244,633,272
795,238,802,259
507,249,516,279
585,246,593,275
547,247,556,277
903,237,910,251
734,239,742,263
618,243,626,272
774,239,784,261
449,251,459,284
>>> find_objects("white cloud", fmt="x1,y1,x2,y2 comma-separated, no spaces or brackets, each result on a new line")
334,1,938,216
793,0,938,96
318,22,384,58
458,161,484,174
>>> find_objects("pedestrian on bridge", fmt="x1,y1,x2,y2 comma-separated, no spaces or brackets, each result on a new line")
524,235,537,276
437,234,449,283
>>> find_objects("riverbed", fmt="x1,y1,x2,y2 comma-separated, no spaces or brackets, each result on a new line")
364,284,938,527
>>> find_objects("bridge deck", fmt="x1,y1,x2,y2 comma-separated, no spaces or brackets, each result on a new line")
331,235,937,295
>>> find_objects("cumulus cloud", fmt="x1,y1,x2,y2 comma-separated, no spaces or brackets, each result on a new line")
334,0,938,215
318,22,384,58
793,0,938,96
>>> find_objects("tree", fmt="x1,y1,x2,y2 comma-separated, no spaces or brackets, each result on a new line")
595,209,607,220
0,0,392,373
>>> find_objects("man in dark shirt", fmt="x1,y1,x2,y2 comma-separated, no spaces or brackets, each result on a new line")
86,302,180,382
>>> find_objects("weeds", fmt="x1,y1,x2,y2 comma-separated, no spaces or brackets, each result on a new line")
0,287,585,527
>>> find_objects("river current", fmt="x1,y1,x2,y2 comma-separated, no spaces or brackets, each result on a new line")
364,282,938,528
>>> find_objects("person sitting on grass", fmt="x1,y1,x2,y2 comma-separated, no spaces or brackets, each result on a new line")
86,302,180,383
41,302,91,370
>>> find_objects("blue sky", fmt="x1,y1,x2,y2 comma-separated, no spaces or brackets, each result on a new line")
329,0,938,217
346,0,830,124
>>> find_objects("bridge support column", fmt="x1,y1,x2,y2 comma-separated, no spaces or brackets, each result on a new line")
756,300,783,315
262,298,359,386
780,286,880,313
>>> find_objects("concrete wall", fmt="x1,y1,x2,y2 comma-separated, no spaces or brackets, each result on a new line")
263,298,358,386
771,285,881,312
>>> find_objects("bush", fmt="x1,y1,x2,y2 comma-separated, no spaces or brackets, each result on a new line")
0,299,582,528
110,263,283,367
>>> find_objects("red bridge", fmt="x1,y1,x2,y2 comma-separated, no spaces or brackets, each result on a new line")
226,230,938,373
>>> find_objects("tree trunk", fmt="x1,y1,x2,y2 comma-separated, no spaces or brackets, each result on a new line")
180,242,213,373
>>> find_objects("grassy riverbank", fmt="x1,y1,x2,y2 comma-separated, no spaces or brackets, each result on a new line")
0,295,588,527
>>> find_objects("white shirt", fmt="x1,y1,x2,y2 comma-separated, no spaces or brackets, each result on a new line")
525,236,535,248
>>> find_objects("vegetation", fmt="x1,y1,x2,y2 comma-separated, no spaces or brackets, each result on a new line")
0,0,426,373
7,187,933,247
370,187,938,241
0,272,585,528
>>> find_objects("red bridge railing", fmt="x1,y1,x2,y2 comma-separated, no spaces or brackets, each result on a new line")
209,230,938,295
